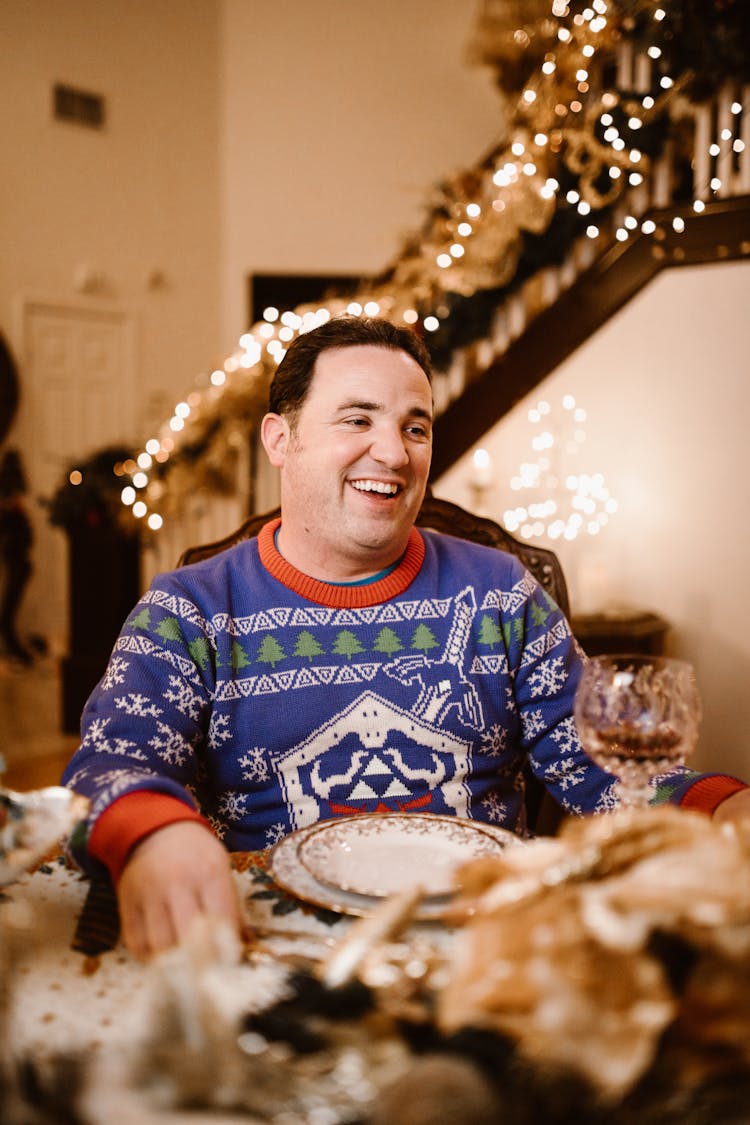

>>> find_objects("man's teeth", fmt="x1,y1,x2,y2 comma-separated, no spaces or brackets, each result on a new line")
351,480,399,495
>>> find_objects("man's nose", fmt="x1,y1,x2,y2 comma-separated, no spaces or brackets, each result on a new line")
370,425,409,468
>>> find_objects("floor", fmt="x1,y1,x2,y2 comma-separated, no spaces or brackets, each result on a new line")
0,655,80,791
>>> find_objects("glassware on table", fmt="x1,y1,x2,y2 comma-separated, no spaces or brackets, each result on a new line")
573,654,702,808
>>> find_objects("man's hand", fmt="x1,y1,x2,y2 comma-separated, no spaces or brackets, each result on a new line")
117,821,242,959
712,788,750,826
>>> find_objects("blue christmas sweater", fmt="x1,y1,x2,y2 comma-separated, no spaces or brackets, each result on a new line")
63,520,713,875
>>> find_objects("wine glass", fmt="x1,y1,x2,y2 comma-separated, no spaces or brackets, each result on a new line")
574,654,702,808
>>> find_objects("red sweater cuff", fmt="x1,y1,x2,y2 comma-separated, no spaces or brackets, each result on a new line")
678,774,748,816
89,791,210,884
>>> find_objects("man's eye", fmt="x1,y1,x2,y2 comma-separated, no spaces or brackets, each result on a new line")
345,417,369,427
407,424,431,438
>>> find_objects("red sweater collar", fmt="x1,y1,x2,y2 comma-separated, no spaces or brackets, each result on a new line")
257,518,424,607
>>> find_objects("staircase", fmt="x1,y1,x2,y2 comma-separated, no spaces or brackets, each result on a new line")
430,191,750,478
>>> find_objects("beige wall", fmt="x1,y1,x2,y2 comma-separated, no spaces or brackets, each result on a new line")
2,0,501,647
437,260,750,780
1,0,221,645
1,0,222,439
218,0,502,344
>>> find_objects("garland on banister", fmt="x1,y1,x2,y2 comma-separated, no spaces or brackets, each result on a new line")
53,0,750,530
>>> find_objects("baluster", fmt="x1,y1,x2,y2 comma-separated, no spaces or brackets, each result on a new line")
616,38,634,92
738,85,750,194
692,102,712,202
716,84,735,198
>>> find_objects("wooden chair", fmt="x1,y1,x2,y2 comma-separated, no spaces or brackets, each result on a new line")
179,492,569,833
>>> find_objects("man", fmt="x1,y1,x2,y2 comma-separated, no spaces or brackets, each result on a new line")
63,316,750,958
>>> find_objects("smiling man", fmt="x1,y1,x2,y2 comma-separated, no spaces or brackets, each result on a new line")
62,316,750,958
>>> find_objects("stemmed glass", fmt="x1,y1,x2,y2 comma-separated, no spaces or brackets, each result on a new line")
574,654,702,808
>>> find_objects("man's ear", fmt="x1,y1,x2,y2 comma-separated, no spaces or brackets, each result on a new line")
260,412,290,468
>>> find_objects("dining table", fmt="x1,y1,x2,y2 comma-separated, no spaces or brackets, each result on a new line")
3,798,750,1125
0,817,473,1125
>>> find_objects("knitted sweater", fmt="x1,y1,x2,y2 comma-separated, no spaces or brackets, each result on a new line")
63,521,744,879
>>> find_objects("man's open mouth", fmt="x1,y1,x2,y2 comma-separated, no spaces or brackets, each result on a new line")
350,479,400,497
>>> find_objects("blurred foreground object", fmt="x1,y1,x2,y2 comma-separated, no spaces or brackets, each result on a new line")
0,786,88,887
439,806,750,1105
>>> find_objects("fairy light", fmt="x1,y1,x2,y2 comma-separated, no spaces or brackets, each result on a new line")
118,0,731,535
505,396,616,541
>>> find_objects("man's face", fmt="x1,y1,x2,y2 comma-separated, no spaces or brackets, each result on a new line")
262,344,433,580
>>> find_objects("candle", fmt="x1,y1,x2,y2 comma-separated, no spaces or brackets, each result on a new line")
472,448,493,488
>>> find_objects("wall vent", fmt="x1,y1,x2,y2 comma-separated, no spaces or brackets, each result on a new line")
53,83,106,129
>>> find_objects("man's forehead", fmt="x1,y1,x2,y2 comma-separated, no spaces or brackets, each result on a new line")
309,344,432,403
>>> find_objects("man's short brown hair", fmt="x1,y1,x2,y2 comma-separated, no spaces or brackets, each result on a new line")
268,316,433,422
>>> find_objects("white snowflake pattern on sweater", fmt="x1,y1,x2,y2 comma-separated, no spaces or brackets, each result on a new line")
218,791,250,822
522,707,545,740
481,791,508,822
101,656,129,691
81,717,147,760
114,692,163,718
549,715,579,754
239,747,270,782
208,713,232,749
163,675,203,722
265,822,286,848
527,656,566,697
148,721,192,766
480,723,508,757
541,756,587,791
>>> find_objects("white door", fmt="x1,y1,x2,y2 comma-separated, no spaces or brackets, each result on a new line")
19,300,136,653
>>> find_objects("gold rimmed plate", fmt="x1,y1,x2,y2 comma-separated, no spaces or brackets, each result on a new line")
270,813,520,919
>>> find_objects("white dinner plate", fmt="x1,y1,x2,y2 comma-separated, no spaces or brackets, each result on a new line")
269,813,520,919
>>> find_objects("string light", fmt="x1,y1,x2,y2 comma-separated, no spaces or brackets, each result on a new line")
120,1,738,531
504,395,617,541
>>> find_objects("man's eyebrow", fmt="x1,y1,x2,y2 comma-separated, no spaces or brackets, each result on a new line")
335,399,433,421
